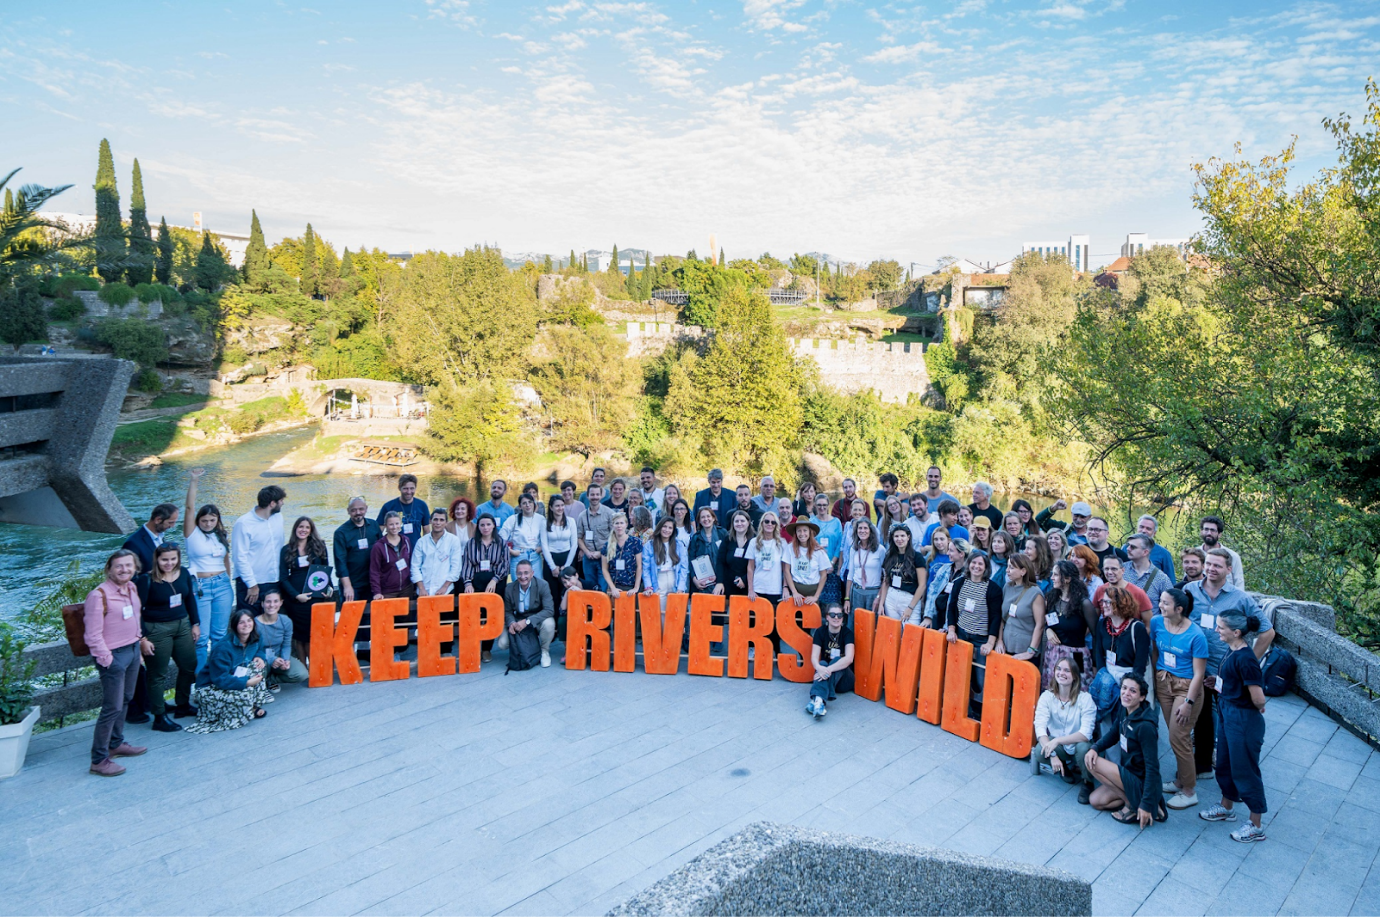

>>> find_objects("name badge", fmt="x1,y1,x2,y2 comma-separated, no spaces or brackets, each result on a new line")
1119,733,1129,752
820,537,830,548
402,523,413,534
169,593,183,608
480,560,491,572
963,599,975,612
892,575,902,588
1009,602,1018,615
1214,675,1223,692
616,559,626,571
943,583,953,594
735,547,745,558
1200,613,1216,629
357,538,368,550
829,648,840,661
585,530,595,542
122,604,134,619
395,558,407,571
1163,651,1177,668
298,555,309,567
234,665,249,678
1046,612,1060,626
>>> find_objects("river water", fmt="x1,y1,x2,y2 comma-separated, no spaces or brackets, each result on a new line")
0,428,1061,622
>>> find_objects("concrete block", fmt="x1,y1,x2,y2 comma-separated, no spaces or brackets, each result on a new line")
607,821,1092,916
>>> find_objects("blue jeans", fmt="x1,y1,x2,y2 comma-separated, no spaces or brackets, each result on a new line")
1217,702,1268,814
848,586,879,628
810,667,855,701
581,557,607,592
194,573,234,674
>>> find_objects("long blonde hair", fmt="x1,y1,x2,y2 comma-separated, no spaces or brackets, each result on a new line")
754,511,784,547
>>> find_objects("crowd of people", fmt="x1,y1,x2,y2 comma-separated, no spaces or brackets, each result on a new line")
80,464,1275,842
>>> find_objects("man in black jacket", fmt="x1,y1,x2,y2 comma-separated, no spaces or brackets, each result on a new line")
497,560,556,667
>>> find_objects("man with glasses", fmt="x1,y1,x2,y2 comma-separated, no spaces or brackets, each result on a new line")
1036,499,1094,546
807,606,855,718
1084,517,1126,570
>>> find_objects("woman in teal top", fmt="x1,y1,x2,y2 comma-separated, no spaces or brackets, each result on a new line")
1150,587,1209,810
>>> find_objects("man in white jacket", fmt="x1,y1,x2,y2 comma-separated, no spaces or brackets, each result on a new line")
412,509,462,597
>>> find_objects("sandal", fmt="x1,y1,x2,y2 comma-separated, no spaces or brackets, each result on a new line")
253,707,267,719
1156,802,1169,823
1110,808,1139,825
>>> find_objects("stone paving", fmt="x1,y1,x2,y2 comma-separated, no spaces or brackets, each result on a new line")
2,658,1378,916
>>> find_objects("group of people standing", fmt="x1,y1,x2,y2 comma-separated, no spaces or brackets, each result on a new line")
81,462,1274,843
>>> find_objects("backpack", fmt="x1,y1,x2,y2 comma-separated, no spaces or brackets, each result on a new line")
1260,646,1297,697
505,623,542,673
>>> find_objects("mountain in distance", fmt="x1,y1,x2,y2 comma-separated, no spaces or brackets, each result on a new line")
501,247,655,270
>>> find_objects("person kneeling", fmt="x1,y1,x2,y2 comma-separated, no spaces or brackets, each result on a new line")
1033,657,1097,803
497,560,556,668
187,610,272,734
256,589,308,691
807,605,855,718
1083,673,1167,826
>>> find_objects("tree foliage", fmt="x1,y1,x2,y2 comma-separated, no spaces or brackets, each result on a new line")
0,275,47,344
530,324,642,453
154,217,173,285
93,139,125,284
243,209,270,289
425,378,527,470
125,159,154,286
968,252,1079,401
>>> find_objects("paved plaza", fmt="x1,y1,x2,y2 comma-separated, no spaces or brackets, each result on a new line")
2,658,1379,916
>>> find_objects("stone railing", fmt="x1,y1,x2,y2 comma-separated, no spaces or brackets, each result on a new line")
12,640,101,723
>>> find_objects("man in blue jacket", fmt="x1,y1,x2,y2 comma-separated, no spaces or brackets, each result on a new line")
122,503,180,574
376,474,430,550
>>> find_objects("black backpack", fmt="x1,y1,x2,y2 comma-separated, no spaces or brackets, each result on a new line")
1260,646,1297,697
505,623,542,674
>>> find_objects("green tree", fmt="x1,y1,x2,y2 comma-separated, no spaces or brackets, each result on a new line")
0,275,48,344
300,223,318,297
194,231,228,291
0,169,84,287
243,209,270,288
610,244,619,273
867,259,903,292
543,254,553,273
568,249,577,271
425,378,526,470
2,188,11,214
640,253,652,301
386,247,538,386
154,216,173,285
719,246,726,267
93,139,124,283
530,324,642,453
625,261,639,299
125,159,154,285
969,251,1079,400
788,253,819,277
666,286,800,474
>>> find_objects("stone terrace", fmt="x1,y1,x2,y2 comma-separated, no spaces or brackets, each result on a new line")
2,662,1378,917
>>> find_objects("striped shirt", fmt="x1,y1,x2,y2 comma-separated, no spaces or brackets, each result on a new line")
957,578,992,635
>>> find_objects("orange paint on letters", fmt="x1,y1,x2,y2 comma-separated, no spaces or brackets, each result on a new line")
639,592,686,675
456,593,504,674
915,625,949,724
416,595,456,678
940,638,982,742
726,595,774,680
369,597,411,682
612,592,638,673
774,600,821,683
308,600,364,687
564,590,612,671
979,653,1041,759
687,593,726,677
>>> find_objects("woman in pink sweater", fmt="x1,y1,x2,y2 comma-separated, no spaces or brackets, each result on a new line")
85,549,151,777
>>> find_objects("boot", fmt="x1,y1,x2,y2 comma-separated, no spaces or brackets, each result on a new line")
151,714,182,733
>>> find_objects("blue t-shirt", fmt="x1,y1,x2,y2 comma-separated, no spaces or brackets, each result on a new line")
475,499,515,528
812,516,844,563
376,497,431,549
1217,645,1264,709
1149,614,1209,680
922,522,970,547
1185,581,1268,675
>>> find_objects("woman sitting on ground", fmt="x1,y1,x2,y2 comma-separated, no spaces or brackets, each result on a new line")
187,609,272,734
255,589,309,690
1084,673,1166,825
1033,656,1098,803
806,604,855,718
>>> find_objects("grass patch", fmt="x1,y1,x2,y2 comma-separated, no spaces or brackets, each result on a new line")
111,418,186,456
881,331,931,344
149,392,210,409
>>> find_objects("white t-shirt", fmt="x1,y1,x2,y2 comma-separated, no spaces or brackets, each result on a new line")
185,527,227,575
787,546,832,586
747,537,784,595
848,544,887,589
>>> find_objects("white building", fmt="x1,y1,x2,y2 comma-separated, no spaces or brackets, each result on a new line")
1022,234,1092,273
1121,233,1191,258
38,211,249,267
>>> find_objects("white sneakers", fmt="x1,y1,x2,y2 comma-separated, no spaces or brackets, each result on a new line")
540,651,551,668
1231,823,1267,843
1199,803,1237,822
806,697,827,717
1166,792,1199,810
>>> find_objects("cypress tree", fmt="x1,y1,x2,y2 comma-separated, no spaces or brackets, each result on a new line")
641,254,652,301
125,159,155,285
0,276,48,346
611,244,619,273
543,254,553,273
93,138,125,283
300,223,318,296
243,209,270,287
155,217,173,285
720,247,726,267
569,249,577,271
581,253,587,272
339,246,355,278
625,263,638,298
194,232,227,291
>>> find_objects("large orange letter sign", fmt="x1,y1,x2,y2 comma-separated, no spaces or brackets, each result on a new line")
309,600,364,687
613,593,638,673
775,600,821,684
565,590,611,671
727,595,775,680
369,597,411,682
639,593,686,675
687,593,725,677
979,653,1041,758
940,638,982,742
852,611,922,714
416,595,457,678
915,626,949,724
456,593,504,674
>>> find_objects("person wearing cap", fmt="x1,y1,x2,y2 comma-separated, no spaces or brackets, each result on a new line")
1037,500,1093,546
967,482,1003,530
785,518,833,606
693,469,738,524
807,605,855,718
969,515,994,554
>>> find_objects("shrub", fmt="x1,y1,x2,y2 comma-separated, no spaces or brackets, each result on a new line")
40,274,100,298
97,282,137,307
94,317,168,367
134,367,163,393
226,411,264,435
220,345,249,366
0,625,36,725
48,296,86,322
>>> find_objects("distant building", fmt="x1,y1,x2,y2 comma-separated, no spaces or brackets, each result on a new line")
1022,234,1091,273
38,211,250,267
1094,256,1132,289
1121,233,1191,258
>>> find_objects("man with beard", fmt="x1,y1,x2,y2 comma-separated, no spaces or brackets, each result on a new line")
1199,516,1244,589
232,485,286,613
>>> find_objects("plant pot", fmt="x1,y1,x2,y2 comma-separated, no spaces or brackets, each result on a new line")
0,706,40,779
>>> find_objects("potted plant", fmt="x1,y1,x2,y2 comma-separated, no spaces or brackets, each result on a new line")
0,625,39,779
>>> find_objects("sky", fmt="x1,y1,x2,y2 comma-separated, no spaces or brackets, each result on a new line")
3,1,1378,271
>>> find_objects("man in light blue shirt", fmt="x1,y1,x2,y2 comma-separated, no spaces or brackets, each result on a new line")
810,493,844,567
1131,514,1176,581
476,479,515,527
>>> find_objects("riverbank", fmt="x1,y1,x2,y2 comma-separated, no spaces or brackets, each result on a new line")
107,395,314,466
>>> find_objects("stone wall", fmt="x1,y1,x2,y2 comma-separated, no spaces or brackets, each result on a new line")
623,322,930,404
73,290,164,319
609,822,1091,916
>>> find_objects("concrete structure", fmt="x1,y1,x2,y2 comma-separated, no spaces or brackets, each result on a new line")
1023,234,1092,273
38,212,249,267
71,289,163,319
622,323,930,403
610,822,1091,916
0,355,135,534
1121,233,1191,258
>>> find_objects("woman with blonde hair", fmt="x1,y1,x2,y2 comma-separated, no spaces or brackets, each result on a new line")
747,511,787,651
920,529,956,626
1045,527,1071,563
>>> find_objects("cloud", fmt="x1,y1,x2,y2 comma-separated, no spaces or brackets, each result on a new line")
863,41,945,64
425,0,475,26
742,0,810,32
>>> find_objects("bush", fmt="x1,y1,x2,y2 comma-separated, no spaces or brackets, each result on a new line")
48,296,86,322
94,317,168,367
226,411,264,435
220,345,249,366
134,282,180,305
39,274,100,298
0,625,36,725
97,282,137,307
134,367,163,393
